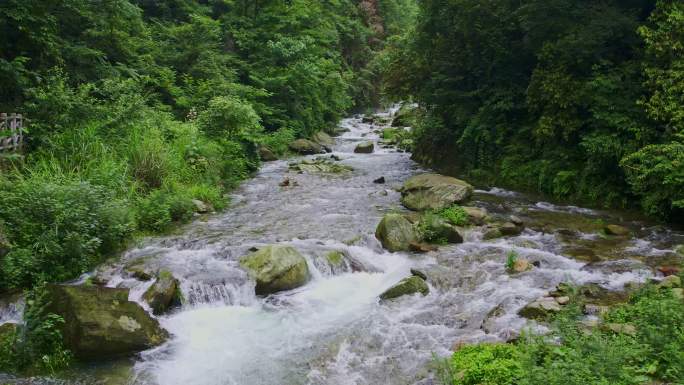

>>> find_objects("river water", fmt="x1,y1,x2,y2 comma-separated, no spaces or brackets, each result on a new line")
2,109,683,385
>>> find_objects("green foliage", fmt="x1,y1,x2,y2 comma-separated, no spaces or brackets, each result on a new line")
505,250,518,273
438,205,468,226
436,278,684,385
0,178,135,290
391,0,684,223
449,344,523,385
0,285,72,374
198,96,262,140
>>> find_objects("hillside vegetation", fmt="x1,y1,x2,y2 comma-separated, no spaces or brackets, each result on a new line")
385,0,684,223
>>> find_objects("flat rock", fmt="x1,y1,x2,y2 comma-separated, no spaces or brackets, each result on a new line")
519,297,561,320
400,174,473,211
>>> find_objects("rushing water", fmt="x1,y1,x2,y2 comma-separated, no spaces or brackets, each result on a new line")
2,109,683,385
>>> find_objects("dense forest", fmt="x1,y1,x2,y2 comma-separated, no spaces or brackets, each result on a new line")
386,0,684,223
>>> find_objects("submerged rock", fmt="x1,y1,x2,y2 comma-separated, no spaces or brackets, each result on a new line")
354,141,374,154
400,173,473,211
483,221,524,240
380,276,429,300
409,241,438,253
373,176,386,184
375,213,419,252
240,245,310,295
44,284,168,359
604,224,631,236
258,146,277,161
289,139,324,155
518,297,561,320
143,271,182,315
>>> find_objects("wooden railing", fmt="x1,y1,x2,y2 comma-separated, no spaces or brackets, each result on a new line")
0,113,24,152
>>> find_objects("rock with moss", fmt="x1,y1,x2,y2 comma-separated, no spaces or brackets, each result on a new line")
44,284,168,360
125,259,157,281
483,221,524,240
518,297,562,319
354,141,374,154
400,174,473,211
0,322,17,344
312,131,335,150
325,251,345,267
289,158,353,174
419,214,463,244
375,213,419,252
380,276,429,300
143,271,182,315
391,105,417,127
289,139,324,154
462,206,489,225
240,245,310,295
258,146,277,161
604,224,631,236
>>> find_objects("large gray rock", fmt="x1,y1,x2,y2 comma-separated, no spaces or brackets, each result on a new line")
518,297,562,320
143,271,182,315
312,131,335,149
240,245,310,295
400,174,473,211
289,139,324,155
380,276,429,300
354,141,374,154
375,214,419,252
44,284,168,360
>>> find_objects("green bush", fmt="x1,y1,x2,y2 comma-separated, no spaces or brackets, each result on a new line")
0,178,135,290
438,205,468,226
450,343,523,385
198,96,262,140
136,187,195,232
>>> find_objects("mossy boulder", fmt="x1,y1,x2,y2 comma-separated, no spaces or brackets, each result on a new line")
258,146,277,161
325,251,345,267
143,271,182,315
354,141,374,153
400,174,473,211
604,224,631,236
483,221,524,240
240,245,310,295
391,104,417,127
0,322,17,344
420,215,463,244
312,131,335,149
375,213,419,252
44,284,168,360
380,276,429,300
462,206,489,225
289,139,324,154
518,297,561,320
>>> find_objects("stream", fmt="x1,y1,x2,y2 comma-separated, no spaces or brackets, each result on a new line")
2,108,683,385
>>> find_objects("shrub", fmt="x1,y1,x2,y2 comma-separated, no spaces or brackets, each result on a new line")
438,205,468,226
0,178,135,290
198,96,262,140
450,343,523,385
136,187,195,232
